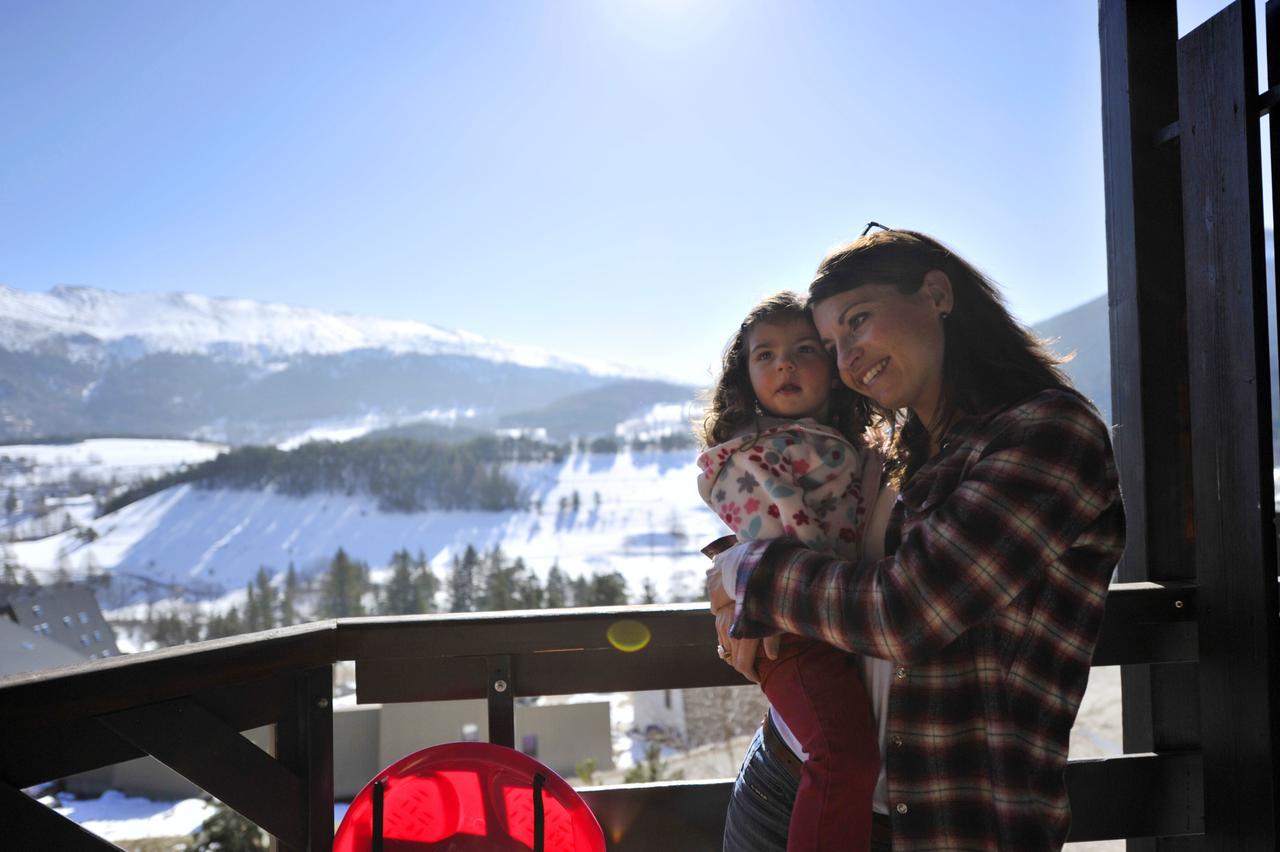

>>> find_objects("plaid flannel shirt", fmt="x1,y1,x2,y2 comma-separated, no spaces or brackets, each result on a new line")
731,389,1125,850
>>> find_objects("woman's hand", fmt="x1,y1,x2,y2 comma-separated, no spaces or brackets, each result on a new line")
707,545,780,683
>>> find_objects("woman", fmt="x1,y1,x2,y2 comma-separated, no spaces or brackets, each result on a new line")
710,228,1125,851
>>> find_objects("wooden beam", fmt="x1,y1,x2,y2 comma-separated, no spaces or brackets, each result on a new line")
99,697,306,849
576,753,1204,849
1179,2,1280,847
1064,752,1203,841
0,621,335,728
1269,1,1280,355
356,643,747,705
583,780,730,851
337,604,717,661
1099,10,1201,850
2,672,300,788
1,781,123,851
1092,581,1196,666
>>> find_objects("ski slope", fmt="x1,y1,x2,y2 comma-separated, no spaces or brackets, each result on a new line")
11,449,728,601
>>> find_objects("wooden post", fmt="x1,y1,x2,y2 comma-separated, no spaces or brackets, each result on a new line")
487,654,515,749
1178,2,1280,848
1099,8,1201,850
275,666,334,852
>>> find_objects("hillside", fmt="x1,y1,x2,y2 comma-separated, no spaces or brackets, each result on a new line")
1033,295,1111,425
10,447,726,603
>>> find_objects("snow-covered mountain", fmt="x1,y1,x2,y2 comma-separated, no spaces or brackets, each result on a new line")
0,286,697,443
0,285,634,374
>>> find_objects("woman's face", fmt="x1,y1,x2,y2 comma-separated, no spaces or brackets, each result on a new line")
811,272,952,429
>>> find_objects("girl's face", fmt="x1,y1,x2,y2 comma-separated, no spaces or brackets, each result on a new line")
811,272,952,430
746,315,834,422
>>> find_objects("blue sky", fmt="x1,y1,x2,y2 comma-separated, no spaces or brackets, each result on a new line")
0,1,1262,383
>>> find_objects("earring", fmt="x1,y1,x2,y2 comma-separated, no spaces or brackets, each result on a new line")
753,400,764,416
940,311,950,321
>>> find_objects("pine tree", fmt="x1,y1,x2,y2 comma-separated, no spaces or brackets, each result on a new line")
151,610,194,647
280,562,299,626
1,545,19,586
4,488,17,517
569,575,590,608
54,552,71,584
641,576,658,604
206,606,245,639
482,546,520,611
588,571,628,606
545,563,568,608
319,548,368,618
472,546,499,610
414,550,440,613
253,567,277,629
516,558,543,608
245,582,259,632
449,545,480,612
382,549,421,615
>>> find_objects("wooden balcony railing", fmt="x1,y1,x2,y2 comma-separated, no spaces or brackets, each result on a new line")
1,586,1201,850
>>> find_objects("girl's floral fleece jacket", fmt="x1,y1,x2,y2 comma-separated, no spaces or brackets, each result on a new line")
696,417,876,559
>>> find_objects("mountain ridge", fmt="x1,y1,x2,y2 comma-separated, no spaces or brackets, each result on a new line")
0,284,647,378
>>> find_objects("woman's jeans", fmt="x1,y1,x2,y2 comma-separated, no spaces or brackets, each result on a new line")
723,724,891,852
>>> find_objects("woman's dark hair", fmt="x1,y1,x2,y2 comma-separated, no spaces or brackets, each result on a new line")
809,228,1071,480
698,290,867,448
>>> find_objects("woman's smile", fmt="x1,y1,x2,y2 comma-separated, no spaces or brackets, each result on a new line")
859,357,889,389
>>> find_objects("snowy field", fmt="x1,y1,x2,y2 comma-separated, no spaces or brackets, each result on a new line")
0,438,226,489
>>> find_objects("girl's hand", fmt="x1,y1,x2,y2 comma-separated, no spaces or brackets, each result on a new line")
707,546,780,682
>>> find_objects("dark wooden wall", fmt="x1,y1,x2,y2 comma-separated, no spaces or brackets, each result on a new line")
1101,1,1280,848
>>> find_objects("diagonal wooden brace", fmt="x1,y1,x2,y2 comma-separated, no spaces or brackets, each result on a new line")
98,696,305,848
2,780,122,850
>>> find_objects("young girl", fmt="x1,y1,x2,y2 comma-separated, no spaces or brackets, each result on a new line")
697,291,883,851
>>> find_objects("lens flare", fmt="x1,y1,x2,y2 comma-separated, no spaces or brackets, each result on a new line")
606,620,651,653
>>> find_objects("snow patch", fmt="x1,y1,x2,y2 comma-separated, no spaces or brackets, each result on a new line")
51,791,216,842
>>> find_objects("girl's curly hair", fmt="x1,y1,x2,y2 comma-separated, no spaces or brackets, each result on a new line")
697,290,872,448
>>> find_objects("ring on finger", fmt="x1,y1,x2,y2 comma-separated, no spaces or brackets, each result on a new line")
716,643,731,659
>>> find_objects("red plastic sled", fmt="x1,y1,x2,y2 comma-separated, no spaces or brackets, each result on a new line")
333,741,606,851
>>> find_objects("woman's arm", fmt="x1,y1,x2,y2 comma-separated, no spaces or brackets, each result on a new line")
731,393,1124,664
